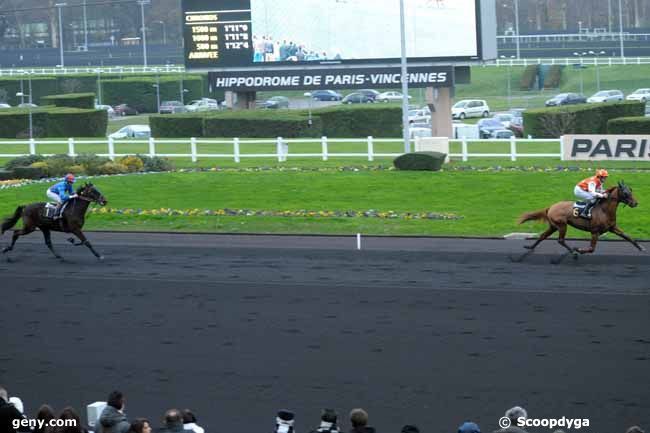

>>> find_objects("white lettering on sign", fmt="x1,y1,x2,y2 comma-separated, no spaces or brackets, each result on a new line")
563,135,650,160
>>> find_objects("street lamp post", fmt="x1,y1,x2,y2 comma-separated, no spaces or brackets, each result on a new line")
154,21,166,45
55,3,67,67
618,0,625,59
153,72,160,113
399,0,410,153
137,0,151,68
96,69,102,105
513,0,521,59
573,52,587,95
500,55,516,109
83,0,88,50
589,50,606,91
16,75,33,139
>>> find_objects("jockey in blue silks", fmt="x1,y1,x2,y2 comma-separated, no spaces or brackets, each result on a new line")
46,173,77,218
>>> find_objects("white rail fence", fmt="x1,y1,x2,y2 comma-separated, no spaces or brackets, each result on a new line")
0,137,564,163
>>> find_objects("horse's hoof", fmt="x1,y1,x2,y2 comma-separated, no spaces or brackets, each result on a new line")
97,255,105,261
523,245,534,250
67,237,75,244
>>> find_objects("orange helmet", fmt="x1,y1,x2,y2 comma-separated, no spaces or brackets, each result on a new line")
65,173,75,183
596,169,609,178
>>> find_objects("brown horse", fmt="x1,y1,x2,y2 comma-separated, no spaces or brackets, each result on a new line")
1,182,107,261
515,181,644,263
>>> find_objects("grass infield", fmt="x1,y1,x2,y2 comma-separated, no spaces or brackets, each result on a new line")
1,169,649,238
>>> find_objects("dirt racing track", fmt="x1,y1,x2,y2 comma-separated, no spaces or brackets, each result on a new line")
1,232,649,432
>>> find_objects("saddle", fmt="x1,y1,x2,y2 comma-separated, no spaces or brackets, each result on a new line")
572,201,592,219
44,202,68,220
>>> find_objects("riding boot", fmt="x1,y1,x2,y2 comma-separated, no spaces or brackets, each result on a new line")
53,203,63,219
580,202,595,219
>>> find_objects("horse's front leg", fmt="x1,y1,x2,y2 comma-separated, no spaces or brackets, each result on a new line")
70,228,104,260
577,233,599,254
610,225,646,252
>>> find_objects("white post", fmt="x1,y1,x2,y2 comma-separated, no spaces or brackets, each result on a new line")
190,137,197,163
560,135,565,161
510,135,517,161
108,137,115,161
276,136,283,162
356,233,361,250
461,136,469,162
68,137,76,157
321,136,328,161
29,138,36,155
234,137,240,163
367,136,374,161
148,136,155,157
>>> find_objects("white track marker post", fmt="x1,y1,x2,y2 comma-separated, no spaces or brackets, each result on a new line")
29,138,36,155
234,137,240,163
276,136,282,162
148,136,155,157
357,233,361,250
107,137,115,161
510,135,517,161
321,136,328,161
68,137,76,157
190,137,197,163
367,136,374,161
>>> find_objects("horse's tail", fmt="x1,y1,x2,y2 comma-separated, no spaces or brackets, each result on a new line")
517,208,549,225
1,206,24,234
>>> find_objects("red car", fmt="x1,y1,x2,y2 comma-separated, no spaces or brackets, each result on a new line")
113,104,139,116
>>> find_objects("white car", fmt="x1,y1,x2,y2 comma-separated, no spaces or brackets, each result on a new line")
108,124,151,139
626,88,650,102
376,91,411,103
452,99,490,119
587,90,624,103
95,104,115,118
493,113,514,128
186,98,220,112
408,106,431,124
0,103,11,109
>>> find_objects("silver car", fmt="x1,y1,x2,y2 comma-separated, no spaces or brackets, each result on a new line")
587,90,624,103
626,88,650,102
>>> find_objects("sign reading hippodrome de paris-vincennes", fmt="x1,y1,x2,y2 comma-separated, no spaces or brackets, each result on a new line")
562,135,650,160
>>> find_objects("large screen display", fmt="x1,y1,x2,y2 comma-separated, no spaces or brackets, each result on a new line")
183,0,482,70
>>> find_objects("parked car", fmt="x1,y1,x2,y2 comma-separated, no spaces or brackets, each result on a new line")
17,102,38,108
185,98,220,112
108,124,151,139
626,88,650,102
310,90,342,101
452,99,490,119
493,113,515,128
342,93,373,104
95,104,115,117
357,89,380,101
408,107,431,124
113,104,139,116
587,90,624,103
259,96,289,109
508,123,524,138
159,100,188,114
376,91,411,103
491,129,515,139
0,103,11,109
544,93,587,106
477,118,505,139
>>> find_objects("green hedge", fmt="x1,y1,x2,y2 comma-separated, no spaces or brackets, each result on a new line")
607,116,650,134
523,101,645,138
41,93,95,109
0,107,107,138
203,111,322,138
101,76,203,113
150,113,205,138
311,104,402,138
0,77,58,105
519,65,538,90
543,65,563,89
394,152,446,171
46,108,108,137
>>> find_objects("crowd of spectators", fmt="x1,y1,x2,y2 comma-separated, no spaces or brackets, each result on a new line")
252,35,342,63
1,385,646,433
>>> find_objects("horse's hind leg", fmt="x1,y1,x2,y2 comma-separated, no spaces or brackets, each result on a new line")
71,229,104,260
551,224,579,264
42,228,62,259
525,225,557,250
577,233,599,254
2,227,35,254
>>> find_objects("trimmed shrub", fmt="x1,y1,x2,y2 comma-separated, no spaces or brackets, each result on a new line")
519,65,538,90
203,111,321,138
45,108,108,137
524,102,645,138
0,170,14,180
150,113,205,138
6,154,45,170
75,153,110,175
99,162,129,174
0,109,49,138
101,76,203,113
393,152,447,171
140,156,175,172
41,93,95,109
313,105,401,138
607,116,650,134
44,155,76,177
119,155,144,172
12,166,47,179
543,65,563,89
0,77,58,105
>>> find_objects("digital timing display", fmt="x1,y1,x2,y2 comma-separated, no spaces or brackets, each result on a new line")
183,0,253,69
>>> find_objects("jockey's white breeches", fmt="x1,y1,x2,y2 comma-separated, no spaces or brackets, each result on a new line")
47,190,62,204
574,186,597,203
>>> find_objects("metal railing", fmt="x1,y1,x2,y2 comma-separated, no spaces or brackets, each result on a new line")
490,56,650,67
0,136,564,163
0,64,185,77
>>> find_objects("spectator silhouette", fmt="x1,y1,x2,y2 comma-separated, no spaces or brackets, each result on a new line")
309,409,340,433
349,409,375,433
97,391,129,433
0,386,30,432
160,409,184,433
181,409,204,433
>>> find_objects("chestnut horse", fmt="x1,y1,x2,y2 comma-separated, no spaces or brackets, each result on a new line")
1,182,107,261
515,181,644,263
